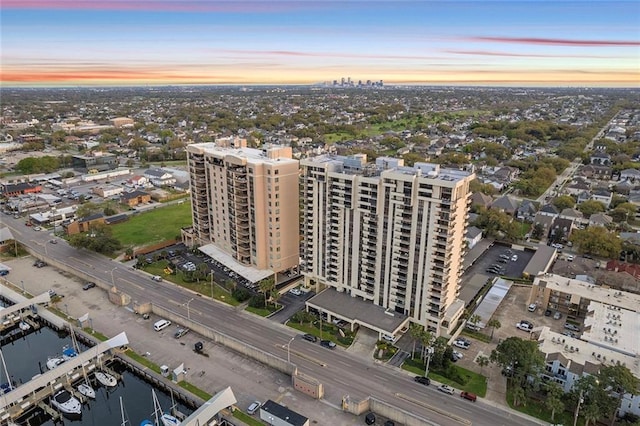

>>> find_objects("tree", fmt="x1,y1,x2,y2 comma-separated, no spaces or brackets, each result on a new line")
490,336,544,386
545,382,565,421
259,276,276,306
598,364,640,426
477,355,489,375
512,386,526,407
570,226,621,258
68,223,122,255
469,314,482,327
577,200,606,217
531,222,545,240
420,330,433,361
487,319,501,340
409,323,423,359
552,195,576,210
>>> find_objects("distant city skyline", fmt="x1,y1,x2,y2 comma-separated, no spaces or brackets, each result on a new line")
1,1,639,87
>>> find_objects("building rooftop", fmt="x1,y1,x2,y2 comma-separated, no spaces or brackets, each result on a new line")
582,302,640,357
536,326,640,377
260,400,308,426
198,243,273,283
188,143,297,164
533,273,640,313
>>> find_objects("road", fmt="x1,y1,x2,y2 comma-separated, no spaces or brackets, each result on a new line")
535,115,615,204
5,216,544,426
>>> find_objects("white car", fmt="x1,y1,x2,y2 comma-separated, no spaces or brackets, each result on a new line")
452,350,463,360
247,401,261,415
289,288,302,296
438,384,455,395
382,334,397,343
516,321,533,332
527,303,537,312
453,339,470,350
511,254,518,261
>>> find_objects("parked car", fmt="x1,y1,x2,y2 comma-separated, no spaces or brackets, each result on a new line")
247,401,261,415
413,376,430,386
562,330,577,338
566,255,575,262
49,239,57,244
460,391,477,402
151,275,163,282
438,384,455,395
511,254,519,261
453,338,471,349
452,350,464,360
382,334,397,343
528,303,537,312
544,309,552,316
174,328,189,339
82,282,96,290
365,412,376,425
564,323,580,332
302,333,317,342
516,321,533,332
553,311,563,320
289,288,303,296
320,340,336,349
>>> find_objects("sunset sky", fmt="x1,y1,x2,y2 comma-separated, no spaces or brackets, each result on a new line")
1,1,639,87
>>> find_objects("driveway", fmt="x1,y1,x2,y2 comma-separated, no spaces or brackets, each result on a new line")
269,290,314,324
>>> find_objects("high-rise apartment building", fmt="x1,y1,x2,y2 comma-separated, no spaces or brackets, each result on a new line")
186,139,299,275
300,154,474,336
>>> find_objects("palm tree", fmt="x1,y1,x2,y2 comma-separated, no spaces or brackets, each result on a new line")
420,330,433,361
469,314,482,327
512,387,526,407
476,355,489,375
487,319,502,340
545,382,564,421
259,276,276,306
409,324,423,359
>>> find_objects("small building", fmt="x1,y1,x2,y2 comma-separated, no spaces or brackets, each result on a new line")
93,184,124,198
465,226,483,249
120,190,151,207
259,400,309,426
1,182,42,197
64,213,106,235
144,168,176,187
72,153,117,173
110,117,134,128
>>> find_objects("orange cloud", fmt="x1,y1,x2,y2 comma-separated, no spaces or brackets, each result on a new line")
445,49,618,59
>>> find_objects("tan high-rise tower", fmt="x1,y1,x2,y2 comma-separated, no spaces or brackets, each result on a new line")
187,140,299,274
300,155,474,336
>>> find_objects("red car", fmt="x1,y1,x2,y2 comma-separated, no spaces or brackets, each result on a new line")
461,391,477,402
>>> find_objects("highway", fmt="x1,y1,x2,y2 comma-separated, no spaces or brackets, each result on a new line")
5,217,544,426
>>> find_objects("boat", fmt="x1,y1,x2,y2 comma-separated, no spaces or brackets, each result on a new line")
62,345,78,361
139,421,153,426
95,370,117,387
19,321,31,331
46,356,65,370
120,396,130,426
50,389,82,415
151,389,179,426
0,382,13,395
77,381,95,399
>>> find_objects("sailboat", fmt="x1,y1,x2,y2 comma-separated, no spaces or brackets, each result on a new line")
147,389,179,426
68,326,96,399
0,350,14,395
120,396,130,426
95,370,117,387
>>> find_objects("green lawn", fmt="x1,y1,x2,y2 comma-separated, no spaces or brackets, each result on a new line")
233,410,265,426
246,303,280,317
287,320,355,347
111,203,192,246
178,381,212,401
507,388,580,426
402,358,487,396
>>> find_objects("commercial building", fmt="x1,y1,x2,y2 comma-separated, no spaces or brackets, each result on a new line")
300,154,474,336
259,400,309,426
531,273,640,418
72,153,117,173
186,140,299,276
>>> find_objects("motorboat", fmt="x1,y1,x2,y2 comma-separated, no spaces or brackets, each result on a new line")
0,382,13,394
140,421,153,426
62,345,78,361
19,321,31,331
50,389,82,415
46,356,65,370
77,381,96,399
95,371,117,387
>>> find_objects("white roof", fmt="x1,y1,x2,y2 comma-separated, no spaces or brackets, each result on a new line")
582,302,640,357
198,244,273,283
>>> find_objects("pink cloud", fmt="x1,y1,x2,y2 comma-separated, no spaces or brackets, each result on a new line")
445,49,619,59
467,36,640,47
1,0,323,13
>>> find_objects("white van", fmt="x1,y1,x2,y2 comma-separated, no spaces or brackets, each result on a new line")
153,319,171,331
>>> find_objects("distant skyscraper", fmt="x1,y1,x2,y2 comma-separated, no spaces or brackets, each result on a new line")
300,155,474,336
186,139,299,275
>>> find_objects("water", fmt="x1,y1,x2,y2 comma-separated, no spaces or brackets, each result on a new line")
1,326,193,426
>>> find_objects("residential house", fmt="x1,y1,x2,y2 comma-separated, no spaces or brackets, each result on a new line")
579,164,612,180
565,182,590,197
120,190,151,207
605,260,640,279
490,195,519,216
470,192,493,209
144,168,176,187
559,208,584,223
492,166,520,184
538,204,560,218
576,191,591,204
589,151,611,166
620,169,640,182
591,188,613,208
516,200,538,222
549,217,574,242
64,213,106,235
614,179,635,196
465,226,483,249
532,213,554,238
128,175,149,187
588,213,613,228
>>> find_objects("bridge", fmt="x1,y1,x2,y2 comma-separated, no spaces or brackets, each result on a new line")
0,332,128,423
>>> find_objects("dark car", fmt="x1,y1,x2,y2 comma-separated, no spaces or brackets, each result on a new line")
302,333,317,342
545,309,552,316
320,340,336,349
174,328,189,339
82,282,96,290
414,376,430,385
384,421,395,426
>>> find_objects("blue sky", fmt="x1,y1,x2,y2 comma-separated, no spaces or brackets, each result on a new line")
1,1,639,86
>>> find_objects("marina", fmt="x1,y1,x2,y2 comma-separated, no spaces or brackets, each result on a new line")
0,315,195,426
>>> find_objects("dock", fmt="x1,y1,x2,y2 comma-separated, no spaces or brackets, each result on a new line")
0,332,129,424
0,292,50,333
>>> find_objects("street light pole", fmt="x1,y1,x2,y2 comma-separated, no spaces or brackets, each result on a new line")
286,337,295,363
424,347,434,377
573,389,584,426
185,298,194,320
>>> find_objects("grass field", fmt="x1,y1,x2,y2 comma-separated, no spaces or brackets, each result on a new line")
111,203,192,246
402,358,487,396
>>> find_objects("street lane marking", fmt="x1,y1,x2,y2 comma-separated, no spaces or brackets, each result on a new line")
70,257,92,268
276,344,326,367
120,278,143,290
394,392,472,425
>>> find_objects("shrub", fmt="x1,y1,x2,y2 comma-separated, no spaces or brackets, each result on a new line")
248,295,265,308
232,288,251,302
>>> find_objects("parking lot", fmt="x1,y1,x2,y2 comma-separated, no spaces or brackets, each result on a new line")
464,243,534,280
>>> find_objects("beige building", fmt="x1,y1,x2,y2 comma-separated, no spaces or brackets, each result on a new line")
186,141,299,275
300,155,474,336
